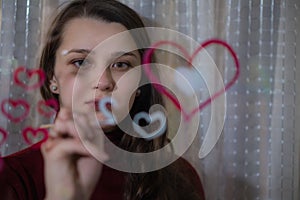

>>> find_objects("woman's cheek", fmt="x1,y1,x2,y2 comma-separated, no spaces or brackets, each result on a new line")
59,86,73,108
112,84,137,122
58,78,79,108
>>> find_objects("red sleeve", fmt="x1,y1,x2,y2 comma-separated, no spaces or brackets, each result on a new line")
178,158,205,199
0,143,45,200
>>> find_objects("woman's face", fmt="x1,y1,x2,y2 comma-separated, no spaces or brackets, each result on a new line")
52,18,141,129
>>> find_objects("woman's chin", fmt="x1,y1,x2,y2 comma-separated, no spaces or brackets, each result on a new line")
101,124,117,133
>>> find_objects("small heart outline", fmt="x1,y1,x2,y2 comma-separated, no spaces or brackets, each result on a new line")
22,127,49,147
133,111,167,140
13,66,46,91
97,97,117,126
37,98,58,118
1,99,30,123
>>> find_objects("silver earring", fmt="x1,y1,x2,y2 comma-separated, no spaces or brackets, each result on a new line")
51,85,58,92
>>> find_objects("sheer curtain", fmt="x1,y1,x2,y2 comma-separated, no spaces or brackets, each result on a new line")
0,0,299,199
0,0,44,154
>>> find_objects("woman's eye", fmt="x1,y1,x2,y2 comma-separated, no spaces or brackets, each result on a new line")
72,59,91,68
111,62,131,71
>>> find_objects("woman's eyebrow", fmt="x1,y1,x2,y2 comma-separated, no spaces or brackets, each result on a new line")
111,51,138,59
63,48,93,55
64,49,138,59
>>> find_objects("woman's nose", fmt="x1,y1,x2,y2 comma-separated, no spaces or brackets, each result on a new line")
95,70,115,91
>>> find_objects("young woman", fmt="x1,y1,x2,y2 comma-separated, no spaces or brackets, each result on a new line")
0,0,205,199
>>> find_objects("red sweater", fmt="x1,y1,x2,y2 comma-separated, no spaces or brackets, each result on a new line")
0,135,204,199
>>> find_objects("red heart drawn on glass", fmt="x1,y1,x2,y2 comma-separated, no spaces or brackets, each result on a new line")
38,99,58,118
13,66,46,91
1,99,30,123
143,39,240,121
0,127,8,146
22,127,48,146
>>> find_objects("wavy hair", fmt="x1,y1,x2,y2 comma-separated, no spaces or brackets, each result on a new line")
39,0,203,199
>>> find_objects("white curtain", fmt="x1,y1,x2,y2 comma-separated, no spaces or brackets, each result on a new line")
0,0,299,199
0,0,44,154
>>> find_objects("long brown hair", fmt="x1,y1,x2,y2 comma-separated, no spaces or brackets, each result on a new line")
39,0,203,199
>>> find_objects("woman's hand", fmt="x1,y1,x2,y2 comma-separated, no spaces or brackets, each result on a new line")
41,108,108,200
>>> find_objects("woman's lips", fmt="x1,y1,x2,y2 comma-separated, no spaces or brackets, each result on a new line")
84,101,111,125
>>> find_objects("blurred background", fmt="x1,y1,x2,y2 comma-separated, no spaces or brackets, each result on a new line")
0,0,299,199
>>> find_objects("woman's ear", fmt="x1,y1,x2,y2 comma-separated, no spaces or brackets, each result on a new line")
49,77,59,94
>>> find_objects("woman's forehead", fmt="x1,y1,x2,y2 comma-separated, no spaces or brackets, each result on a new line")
59,18,140,57
60,18,128,49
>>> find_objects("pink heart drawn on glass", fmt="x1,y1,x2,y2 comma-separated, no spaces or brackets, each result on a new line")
143,39,240,121
1,99,30,123
13,66,46,91
38,99,58,118
0,127,8,146
22,127,49,147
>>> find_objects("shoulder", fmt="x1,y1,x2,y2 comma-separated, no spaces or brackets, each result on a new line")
2,142,44,174
0,142,45,200
170,157,205,200
176,157,201,181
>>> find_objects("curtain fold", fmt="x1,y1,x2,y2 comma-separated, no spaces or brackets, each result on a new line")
0,0,43,155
